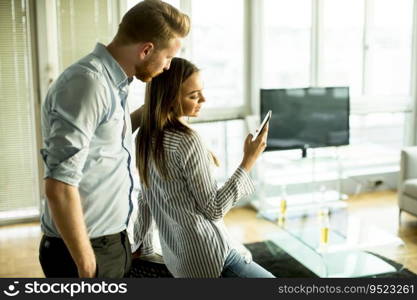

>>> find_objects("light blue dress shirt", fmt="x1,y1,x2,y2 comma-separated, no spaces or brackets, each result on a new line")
40,43,138,239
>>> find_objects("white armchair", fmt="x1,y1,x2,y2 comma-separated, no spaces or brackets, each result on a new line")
399,147,417,222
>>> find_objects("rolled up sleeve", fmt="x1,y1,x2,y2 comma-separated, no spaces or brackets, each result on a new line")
40,73,108,186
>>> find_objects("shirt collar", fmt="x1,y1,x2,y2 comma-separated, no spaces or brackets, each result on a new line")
92,43,129,89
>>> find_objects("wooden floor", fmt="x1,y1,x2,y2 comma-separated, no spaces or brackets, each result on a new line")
1,190,416,277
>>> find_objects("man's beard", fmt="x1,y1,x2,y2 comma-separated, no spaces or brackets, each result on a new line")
134,69,152,82
134,61,159,82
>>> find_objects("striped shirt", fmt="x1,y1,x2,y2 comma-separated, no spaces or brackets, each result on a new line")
133,129,255,278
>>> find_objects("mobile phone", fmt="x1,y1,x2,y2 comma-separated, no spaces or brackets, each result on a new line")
252,110,271,141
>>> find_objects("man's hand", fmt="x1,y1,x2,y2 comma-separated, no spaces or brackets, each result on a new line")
132,249,141,259
45,178,97,278
77,251,97,278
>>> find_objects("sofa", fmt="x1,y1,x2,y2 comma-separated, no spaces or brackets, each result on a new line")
398,147,417,222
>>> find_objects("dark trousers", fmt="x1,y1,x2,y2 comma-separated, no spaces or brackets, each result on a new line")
39,230,132,278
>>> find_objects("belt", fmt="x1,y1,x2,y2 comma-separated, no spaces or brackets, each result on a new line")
44,230,127,247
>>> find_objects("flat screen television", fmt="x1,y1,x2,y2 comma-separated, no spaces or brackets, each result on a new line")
260,87,350,156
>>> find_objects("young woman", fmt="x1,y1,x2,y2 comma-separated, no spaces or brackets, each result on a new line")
133,57,274,278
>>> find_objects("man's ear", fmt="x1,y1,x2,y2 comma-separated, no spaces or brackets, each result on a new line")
138,42,154,59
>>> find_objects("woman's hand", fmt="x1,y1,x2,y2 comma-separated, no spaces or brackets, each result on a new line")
240,123,269,172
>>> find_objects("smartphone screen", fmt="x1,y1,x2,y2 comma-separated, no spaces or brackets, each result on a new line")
252,110,271,141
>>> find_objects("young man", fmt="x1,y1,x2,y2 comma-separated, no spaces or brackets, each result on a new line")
39,0,190,278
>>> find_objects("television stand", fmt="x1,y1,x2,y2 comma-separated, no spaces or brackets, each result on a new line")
301,145,309,158
252,147,347,219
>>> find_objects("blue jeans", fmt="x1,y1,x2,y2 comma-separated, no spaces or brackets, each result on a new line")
221,249,276,278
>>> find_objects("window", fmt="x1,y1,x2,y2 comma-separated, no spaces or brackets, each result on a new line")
319,0,414,98
262,0,414,99
189,0,245,109
0,0,39,222
126,0,246,117
262,0,312,89
191,120,246,182
350,113,406,149
261,0,415,159
320,0,364,96
364,0,414,96
56,0,117,71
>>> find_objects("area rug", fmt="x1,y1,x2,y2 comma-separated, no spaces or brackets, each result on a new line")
246,241,417,278
130,241,417,278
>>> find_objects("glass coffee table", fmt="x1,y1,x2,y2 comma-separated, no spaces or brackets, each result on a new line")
260,210,402,277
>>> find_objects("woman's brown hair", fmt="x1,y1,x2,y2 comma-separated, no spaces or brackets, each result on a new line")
136,57,198,188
